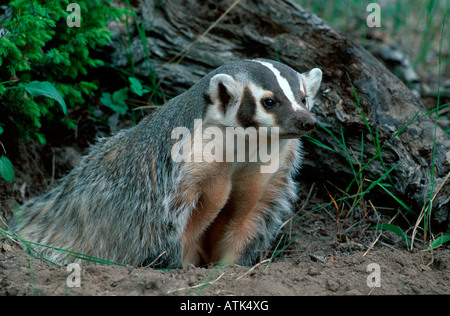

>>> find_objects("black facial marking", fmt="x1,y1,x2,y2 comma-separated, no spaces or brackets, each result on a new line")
237,86,257,128
217,82,231,114
301,96,307,106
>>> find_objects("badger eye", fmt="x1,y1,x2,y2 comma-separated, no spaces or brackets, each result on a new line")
301,96,307,105
262,97,277,109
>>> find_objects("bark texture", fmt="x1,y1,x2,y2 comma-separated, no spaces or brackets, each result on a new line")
109,0,449,228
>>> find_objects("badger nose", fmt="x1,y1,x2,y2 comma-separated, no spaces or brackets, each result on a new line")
300,116,317,131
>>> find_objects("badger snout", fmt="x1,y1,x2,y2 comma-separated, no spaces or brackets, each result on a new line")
292,112,317,134
298,115,317,132
279,112,317,139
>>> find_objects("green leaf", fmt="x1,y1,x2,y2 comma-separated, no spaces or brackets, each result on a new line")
129,77,150,96
24,81,67,114
429,235,450,249
35,132,46,145
61,118,78,130
100,92,114,108
0,125,3,135
100,89,129,115
0,155,14,182
113,87,129,105
370,223,411,247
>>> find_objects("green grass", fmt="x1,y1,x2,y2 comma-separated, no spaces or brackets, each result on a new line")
272,9,450,254
0,215,126,267
279,0,450,255
301,94,449,252
411,13,448,250
274,94,449,258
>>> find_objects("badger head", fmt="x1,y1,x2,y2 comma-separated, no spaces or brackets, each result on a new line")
204,58,322,138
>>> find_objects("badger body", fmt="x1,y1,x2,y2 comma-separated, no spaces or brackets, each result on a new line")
15,59,322,268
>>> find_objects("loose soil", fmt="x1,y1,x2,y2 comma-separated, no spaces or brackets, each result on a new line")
1,240,449,296
1,135,449,296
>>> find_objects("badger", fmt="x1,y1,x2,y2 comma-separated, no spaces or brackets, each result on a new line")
13,59,322,268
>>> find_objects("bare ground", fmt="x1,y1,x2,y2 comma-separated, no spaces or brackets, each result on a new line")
1,232,449,296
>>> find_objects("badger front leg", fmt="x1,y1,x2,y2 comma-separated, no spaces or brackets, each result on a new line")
208,168,295,265
180,163,233,267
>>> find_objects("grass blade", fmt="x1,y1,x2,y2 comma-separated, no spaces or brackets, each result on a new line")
355,160,402,206
304,135,343,156
371,223,411,247
423,13,446,241
264,234,285,273
0,225,126,267
377,183,416,216
429,235,450,249
340,124,360,188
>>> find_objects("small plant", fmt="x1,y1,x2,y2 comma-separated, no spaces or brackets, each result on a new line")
0,126,14,182
0,0,122,181
100,77,152,115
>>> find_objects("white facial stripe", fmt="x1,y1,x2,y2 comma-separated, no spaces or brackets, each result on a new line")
253,60,304,112
299,76,306,94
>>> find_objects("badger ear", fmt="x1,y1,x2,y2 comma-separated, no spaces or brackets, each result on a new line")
303,68,322,99
208,74,240,113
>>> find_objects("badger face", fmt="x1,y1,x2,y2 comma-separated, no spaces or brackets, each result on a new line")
205,59,322,138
